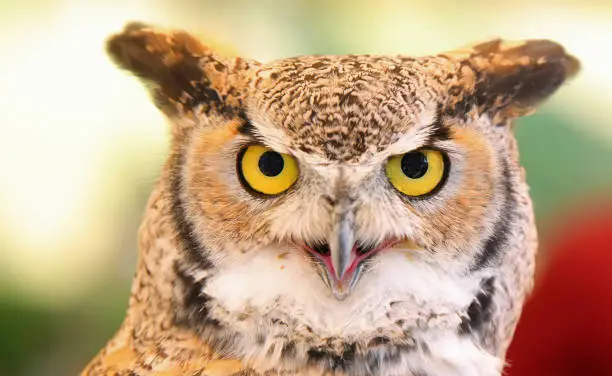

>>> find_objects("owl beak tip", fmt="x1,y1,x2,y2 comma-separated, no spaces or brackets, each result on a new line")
330,282,352,300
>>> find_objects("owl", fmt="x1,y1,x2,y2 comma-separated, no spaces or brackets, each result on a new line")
82,22,579,376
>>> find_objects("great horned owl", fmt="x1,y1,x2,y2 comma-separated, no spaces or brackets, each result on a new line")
82,22,579,376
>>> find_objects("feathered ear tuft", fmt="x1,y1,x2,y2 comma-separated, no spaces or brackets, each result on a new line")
106,22,256,124
443,39,580,120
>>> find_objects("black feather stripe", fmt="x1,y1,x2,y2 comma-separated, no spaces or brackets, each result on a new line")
173,261,221,328
169,151,214,270
168,149,222,329
459,277,496,335
472,157,514,270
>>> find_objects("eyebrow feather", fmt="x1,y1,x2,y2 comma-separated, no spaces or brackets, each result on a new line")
423,108,451,144
236,120,258,137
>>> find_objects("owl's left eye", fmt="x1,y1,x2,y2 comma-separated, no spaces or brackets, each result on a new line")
385,148,448,197
237,145,299,195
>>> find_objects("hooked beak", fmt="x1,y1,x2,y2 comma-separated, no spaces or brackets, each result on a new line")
303,199,396,300
328,209,355,282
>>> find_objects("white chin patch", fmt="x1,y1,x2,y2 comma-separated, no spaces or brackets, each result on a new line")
204,244,483,338
202,245,497,375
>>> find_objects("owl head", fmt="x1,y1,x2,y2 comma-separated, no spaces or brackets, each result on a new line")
107,23,578,375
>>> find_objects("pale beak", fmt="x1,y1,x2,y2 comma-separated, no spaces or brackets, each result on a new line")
302,197,390,300
328,209,355,281
324,198,362,300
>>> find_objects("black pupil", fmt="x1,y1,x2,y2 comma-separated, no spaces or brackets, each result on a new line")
401,151,429,179
258,151,284,177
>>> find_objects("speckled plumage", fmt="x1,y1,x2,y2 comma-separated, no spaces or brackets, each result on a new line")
82,22,579,376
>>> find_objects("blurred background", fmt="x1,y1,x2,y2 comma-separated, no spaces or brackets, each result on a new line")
0,1,611,375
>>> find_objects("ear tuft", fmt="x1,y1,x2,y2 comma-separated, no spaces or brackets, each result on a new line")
470,39,580,78
106,22,254,121
444,39,580,119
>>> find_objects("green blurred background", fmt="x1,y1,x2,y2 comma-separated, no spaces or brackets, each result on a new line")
0,1,611,375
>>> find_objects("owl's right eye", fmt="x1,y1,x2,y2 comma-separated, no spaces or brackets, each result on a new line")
237,145,299,195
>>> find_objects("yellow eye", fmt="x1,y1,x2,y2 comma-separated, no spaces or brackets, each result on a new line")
385,149,448,197
238,145,299,195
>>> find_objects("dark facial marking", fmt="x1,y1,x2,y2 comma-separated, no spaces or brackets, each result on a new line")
426,107,452,142
236,117,274,147
169,151,224,332
308,241,331,257
169,152,214,270
459,277,496,336
237,119,257,137
472,157,514,269
173,261,221,328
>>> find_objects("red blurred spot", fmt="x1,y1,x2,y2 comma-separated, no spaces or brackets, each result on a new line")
505,200,612,376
